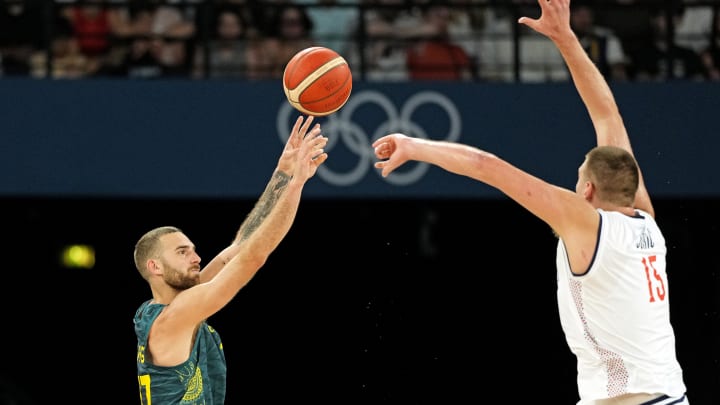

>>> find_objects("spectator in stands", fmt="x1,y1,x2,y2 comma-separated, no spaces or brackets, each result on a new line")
94,2,185,79
699,8,720,81
60,0,114,58
592,0,654,64
245,0,286,38
672,0,719,81
192,6,264,79
0,0,45,76
304,0,359,56
257,3,316,79
477,0,569,82
473,3,511,81
60,0,155,78
193,0,259,43
148,1,196,77
114,37,169,78
442,0,487,78
570,3,629,81
92,2,156,77
90,0,192,78
627,7,707,81
405,1,475,81
356,0,430,81
674,0,714,55
29,16,97,78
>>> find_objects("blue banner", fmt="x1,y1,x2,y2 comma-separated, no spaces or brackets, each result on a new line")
1,78,718,198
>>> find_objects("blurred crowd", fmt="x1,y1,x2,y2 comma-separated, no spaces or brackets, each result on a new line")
0,0,718,82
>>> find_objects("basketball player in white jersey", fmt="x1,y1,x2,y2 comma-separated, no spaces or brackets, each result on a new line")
371,0,689,404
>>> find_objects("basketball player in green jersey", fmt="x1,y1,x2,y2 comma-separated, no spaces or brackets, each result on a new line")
134,115,328,404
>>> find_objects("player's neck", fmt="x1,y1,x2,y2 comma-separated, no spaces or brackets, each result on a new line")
596,202,636,217
150,286,179,305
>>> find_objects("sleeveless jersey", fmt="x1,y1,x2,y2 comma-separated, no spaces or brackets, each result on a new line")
556,209,686,401
135,300,227,405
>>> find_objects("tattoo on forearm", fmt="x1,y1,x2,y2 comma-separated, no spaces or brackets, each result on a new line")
236,171,291,242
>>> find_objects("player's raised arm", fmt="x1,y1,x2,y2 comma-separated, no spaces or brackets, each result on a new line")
137,116,327,370
198,115,319,283
174,117,327,324
373,134,595,245
518,0,653,216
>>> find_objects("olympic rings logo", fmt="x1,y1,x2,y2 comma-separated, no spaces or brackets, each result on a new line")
276,90,462,187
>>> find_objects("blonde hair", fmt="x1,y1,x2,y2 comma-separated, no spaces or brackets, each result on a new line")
133,226,182,280
584,145,639,206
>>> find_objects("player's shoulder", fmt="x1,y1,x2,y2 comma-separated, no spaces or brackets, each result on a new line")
135,300,165,321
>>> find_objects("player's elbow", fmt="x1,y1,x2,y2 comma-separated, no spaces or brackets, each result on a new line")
242,250,269,272
230,246,269,273
462,149,499,180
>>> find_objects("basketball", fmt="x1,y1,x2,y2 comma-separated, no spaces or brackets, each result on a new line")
283,46,352,116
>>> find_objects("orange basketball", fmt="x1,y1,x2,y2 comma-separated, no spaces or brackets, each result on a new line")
283,46,352,116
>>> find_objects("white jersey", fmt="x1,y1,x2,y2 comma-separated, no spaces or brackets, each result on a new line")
556,208,686,402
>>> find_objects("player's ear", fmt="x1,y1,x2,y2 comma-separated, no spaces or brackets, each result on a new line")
147,259,162,275
583,181,594,202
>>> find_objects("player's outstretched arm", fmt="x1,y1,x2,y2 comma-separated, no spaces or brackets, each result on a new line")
518,0,653,216
373,133,592,237
143,116,326,368
199,116,322,283
176,116,326,322
195,125,326,311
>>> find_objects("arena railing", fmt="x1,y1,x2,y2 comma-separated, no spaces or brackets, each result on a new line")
0,0,718,82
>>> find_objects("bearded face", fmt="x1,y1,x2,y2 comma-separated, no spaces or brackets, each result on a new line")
151,231,202,290
160,260,201,290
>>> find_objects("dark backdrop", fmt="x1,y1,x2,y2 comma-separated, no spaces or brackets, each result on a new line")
2,196,718,404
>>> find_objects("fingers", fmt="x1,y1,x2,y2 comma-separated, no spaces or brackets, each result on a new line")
299,115,314,137
302,132,327,157
289,116,315,145
372,136,395,177
372,135,397,160
290,116,304,139
295,133,328,179
518,0,553,28
301,127,324,151
517,16,536,28
312,152,328,166
373,161,393,178
371,134,392,148
373,134,406,177
373,143,389,159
